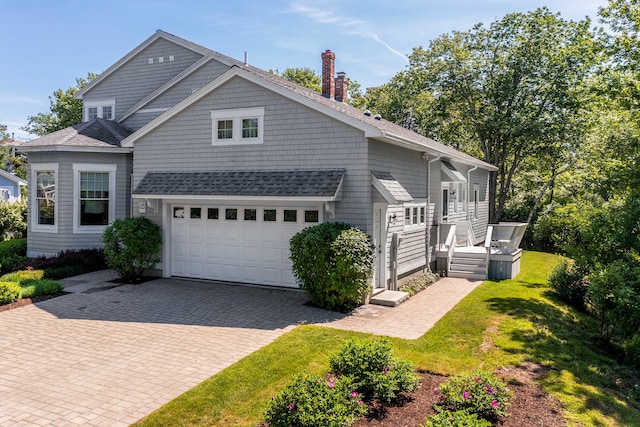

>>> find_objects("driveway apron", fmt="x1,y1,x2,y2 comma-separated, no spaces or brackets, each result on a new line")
0,272,480,426
0,275,343,426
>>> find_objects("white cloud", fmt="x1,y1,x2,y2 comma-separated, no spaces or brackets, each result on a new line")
288,2,409,63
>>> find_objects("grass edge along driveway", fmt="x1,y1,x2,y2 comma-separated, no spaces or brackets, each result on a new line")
133,251,640,427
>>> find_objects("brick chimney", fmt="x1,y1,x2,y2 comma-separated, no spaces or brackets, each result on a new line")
321,50,335,99
335,71,348,103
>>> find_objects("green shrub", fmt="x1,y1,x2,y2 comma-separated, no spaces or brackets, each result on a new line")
20,279,62,299
0,238,27,274
0,269,45,283
421,408,491,427
103,217,162,283
586,259,640,344
0,199,27,241
22,248,107,279
548,259,588,309
0,281,22,304
434,370,513,421
329,337,420,404
624,334,640,368
264,372,367,427
290,222,374,311
400,272,439,296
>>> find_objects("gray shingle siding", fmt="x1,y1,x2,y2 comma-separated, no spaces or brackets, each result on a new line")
83,38,204,118
132,77,371,231
145,59,231,110
26,151,132,257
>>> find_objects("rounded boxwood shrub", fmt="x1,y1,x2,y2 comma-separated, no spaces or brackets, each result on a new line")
102,217,162,283
290,222,374,311
329,337,420,404
0,281,22,305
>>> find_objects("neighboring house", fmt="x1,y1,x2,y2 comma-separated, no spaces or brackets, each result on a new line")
18,30,498,291
0,168,26,203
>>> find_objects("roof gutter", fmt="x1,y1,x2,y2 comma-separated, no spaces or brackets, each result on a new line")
379,132,497,171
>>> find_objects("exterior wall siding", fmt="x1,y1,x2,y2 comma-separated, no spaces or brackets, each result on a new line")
26,151,132,257
368,139,431,277
0,177,21,201
132,77,371,231
83,38,204,118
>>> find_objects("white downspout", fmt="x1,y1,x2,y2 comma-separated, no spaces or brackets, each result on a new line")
424,154,440,271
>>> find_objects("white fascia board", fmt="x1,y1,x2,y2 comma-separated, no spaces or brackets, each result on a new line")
122,67,384,147
0,169,27,185
379,132,498,171
133,194,339,202
116,56,215,122
17,146,132,154
121,67,241,147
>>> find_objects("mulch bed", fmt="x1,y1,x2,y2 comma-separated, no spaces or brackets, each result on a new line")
0,291,69,313
353,362,565,426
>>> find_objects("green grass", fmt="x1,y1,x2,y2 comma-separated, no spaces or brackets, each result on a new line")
134,251,640,426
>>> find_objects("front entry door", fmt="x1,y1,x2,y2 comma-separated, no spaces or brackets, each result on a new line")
372,204,387,291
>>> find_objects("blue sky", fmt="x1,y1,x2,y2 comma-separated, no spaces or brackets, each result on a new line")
1,0,607,141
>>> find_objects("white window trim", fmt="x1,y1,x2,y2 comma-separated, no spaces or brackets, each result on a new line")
84,99,116,121
211,107,265,146
31,163,58,233
72,164,117,234
403,201,427,231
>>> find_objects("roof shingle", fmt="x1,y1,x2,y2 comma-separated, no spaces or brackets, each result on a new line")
133,169,345,198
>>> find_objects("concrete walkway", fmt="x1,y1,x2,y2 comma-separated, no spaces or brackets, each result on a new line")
0,271,481,426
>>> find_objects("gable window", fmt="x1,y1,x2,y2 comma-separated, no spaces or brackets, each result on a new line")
31,163,58,232
84,99,116,121
102,106,113,120
217,119,233,139
211,107,265,145
404,202,427,230
73,164,116,233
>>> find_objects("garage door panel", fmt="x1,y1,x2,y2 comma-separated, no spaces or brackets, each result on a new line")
172,205,314,287
262,248,279,263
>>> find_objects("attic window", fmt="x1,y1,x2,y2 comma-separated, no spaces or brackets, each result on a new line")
211,107,265,146
84,100,116,122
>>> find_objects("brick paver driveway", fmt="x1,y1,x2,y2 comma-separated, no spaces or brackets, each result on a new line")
0,273,343,426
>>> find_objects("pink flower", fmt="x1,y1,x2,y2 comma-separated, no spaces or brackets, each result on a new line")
463,392,470,399
288,402,295,411
358,400,364,405
492,400,498,408
351,391,359,398
485,385,495,395
433,388,439,395
475,377,482,383
327,378,335,388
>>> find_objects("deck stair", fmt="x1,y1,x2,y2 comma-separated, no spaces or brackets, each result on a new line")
448,246,487,280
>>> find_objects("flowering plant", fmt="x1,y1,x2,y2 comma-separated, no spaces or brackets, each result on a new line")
329,338,420,404
264,372,366,427
433,369,513,420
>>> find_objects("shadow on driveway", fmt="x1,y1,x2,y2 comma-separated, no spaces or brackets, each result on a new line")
38,277,346,330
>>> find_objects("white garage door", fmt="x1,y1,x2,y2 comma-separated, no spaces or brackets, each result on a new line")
170,205,321,287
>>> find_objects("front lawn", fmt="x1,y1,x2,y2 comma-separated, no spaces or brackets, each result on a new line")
134,251,640,426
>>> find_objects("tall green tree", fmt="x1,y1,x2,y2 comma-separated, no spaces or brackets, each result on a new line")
365,8,600,223
270,67,365,108
22,73,97,136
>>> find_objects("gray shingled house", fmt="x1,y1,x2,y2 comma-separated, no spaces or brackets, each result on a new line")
18,30,498,291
